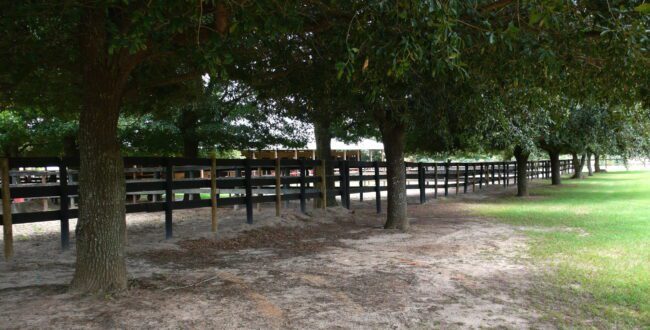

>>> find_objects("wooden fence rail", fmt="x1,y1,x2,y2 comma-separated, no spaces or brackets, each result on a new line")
0,157,575,255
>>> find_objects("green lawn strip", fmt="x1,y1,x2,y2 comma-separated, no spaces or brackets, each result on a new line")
470,171,650,327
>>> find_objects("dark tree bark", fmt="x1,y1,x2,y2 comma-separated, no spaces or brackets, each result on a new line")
594,154,602,172
314,119,338,207
63,134,79,158
549,149,561,185
5,146,19,157
514,146,530,197
180,108,201,201
182,137,199,159
71,74,128,293
586,153,593,176
571,153,580,179
380,120,408,230
70,8,139,293
571,153,586,179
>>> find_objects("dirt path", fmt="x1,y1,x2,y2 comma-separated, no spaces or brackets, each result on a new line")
0,187,547,329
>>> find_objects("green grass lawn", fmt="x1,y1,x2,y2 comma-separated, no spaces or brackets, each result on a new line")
471,171,650,328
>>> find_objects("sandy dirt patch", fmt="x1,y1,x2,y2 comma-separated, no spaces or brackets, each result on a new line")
0,187,548,329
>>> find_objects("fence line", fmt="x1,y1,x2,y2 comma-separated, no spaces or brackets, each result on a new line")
1,157,576,253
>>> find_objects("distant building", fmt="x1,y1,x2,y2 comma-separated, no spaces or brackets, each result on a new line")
242,138,385,161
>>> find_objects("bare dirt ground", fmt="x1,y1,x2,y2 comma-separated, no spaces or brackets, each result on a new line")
0,186,548,329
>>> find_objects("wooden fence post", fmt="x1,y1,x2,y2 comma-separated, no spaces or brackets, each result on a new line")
444,161,450,197
234,168,241,210
503,162,507,188
165,158,173,239
508,162,512,187
244,160,253,224
463,163,469,193
479,164,484,189
529,162,533,180
434,164,438,198
153,170,160,202
358,165,364,201
472,164,476,192
211,155,218,233
339,161,346,208
41,175,48,211
373,161,381,212
321,159,327,209
1,158,13,260
418,163,425,204
59,158,70,250
283,167,290,208
490,163,496,185
275,158,282,215
514,162,518,185
256,166,262,212
344,161,351,209
299,159,306,213
509,162,513,186
455,164,460,195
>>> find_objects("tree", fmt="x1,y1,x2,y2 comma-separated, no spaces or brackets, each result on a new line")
478,89,552,196
121,78,308,157
1,1,306,293
340,1,648,223
0,110,32,156
0,109,78,157
241,20,377,206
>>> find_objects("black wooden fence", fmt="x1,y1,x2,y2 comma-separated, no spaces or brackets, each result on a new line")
1,157,575,250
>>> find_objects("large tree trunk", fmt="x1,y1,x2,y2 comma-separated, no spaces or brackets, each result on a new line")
549,149,561,185
70,8,133,293
180,108,200,201
63,133,79,158
594,154,602,172
586,153,593,176
183,137,199,159
571,152,584,179
380,121,407,230
514,146,529,197
571,152,582,179
314,119,337,207
71,85,127,293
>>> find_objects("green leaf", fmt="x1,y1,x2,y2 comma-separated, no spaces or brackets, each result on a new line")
529,12,543,25
634,3,650,13
335,62,346,79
